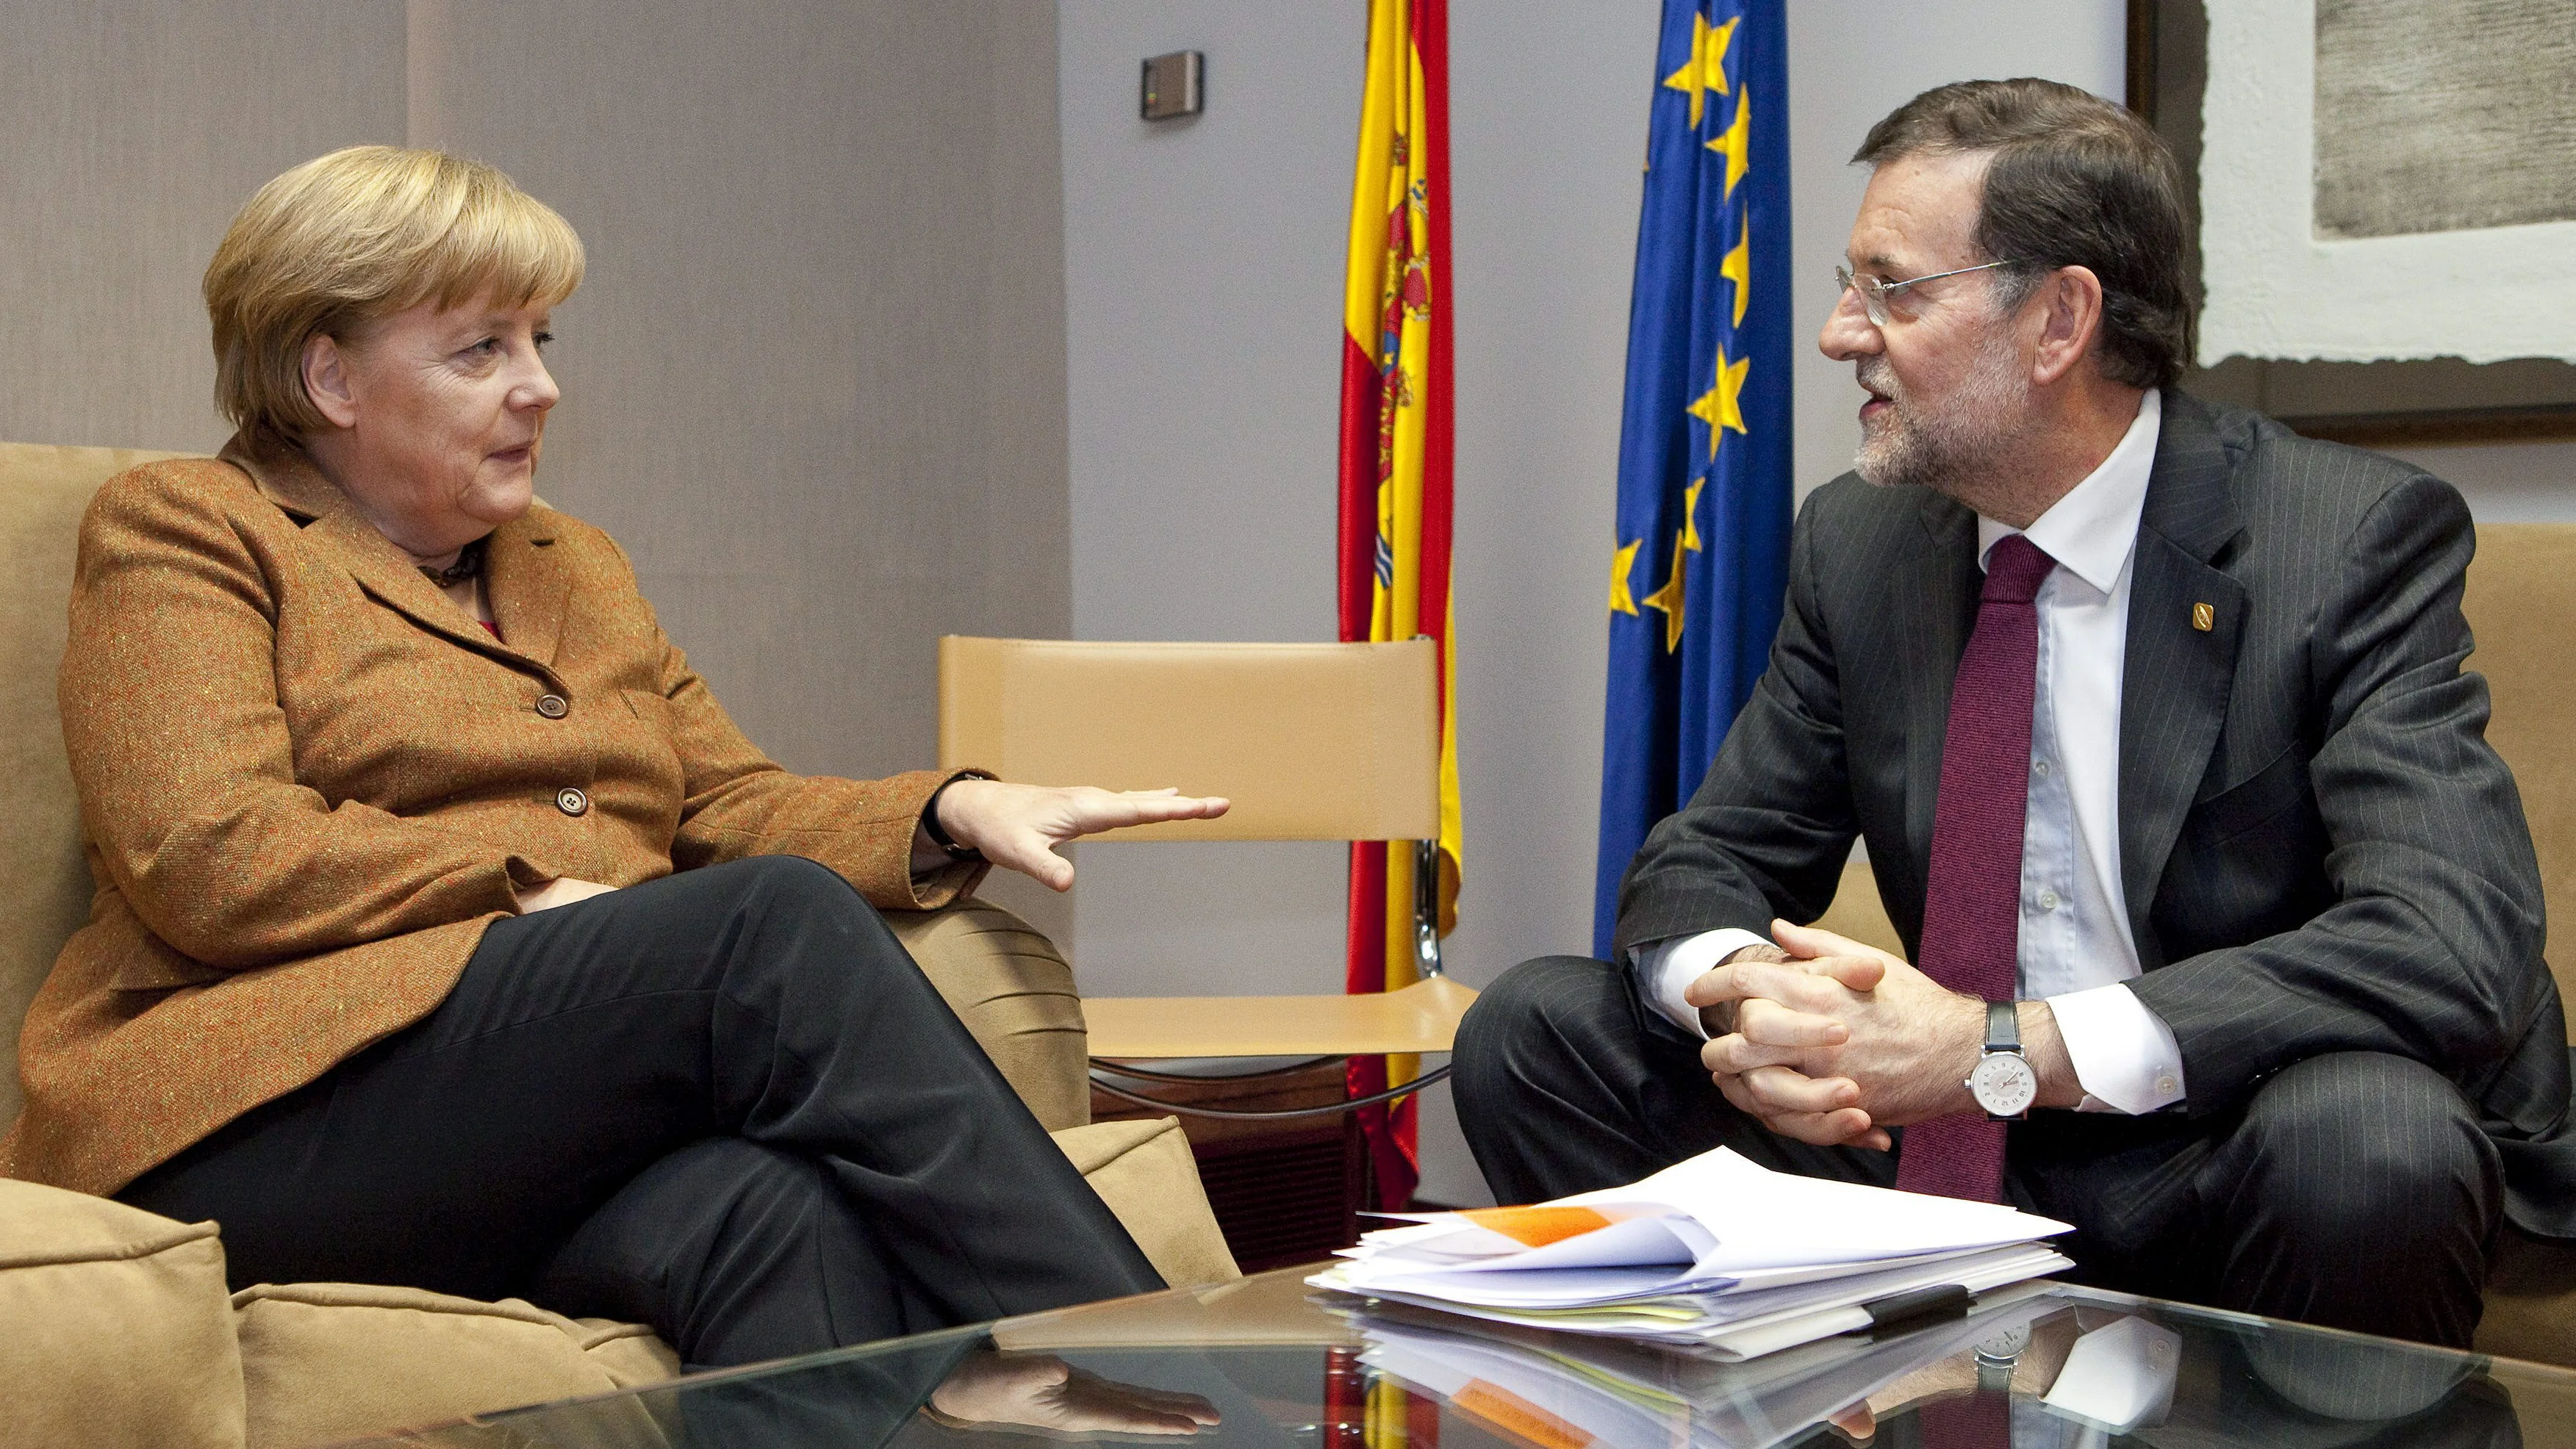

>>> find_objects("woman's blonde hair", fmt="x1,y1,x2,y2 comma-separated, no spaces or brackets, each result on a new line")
204,145,586,441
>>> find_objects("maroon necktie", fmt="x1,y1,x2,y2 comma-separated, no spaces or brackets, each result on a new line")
1914,1390,2011,1447
1896,534,2056,1202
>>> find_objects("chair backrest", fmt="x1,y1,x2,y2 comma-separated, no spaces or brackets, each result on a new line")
2461,522,2576,998
938,636,1440,843
0,442,190,1128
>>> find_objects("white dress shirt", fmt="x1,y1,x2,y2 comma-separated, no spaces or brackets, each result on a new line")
1634,389,2186,1115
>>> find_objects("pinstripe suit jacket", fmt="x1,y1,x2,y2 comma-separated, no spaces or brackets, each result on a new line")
1617,389,2575,1236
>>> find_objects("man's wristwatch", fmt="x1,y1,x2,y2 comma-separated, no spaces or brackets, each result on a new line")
1965,1001,2039,1120
1974,1323,2031,1394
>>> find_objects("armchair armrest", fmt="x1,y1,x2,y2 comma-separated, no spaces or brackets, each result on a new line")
0,1179,245,1449
882,896,1089,1132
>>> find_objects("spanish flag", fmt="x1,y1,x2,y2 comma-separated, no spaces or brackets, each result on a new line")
1336,0,1460,1211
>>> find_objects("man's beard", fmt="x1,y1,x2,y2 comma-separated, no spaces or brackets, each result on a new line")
1851,329,2031,494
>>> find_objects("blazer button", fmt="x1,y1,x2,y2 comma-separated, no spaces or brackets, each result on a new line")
556,787,589,817
535,694,570,719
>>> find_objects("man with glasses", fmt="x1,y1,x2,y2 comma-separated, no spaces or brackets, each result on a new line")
1457,79,2570,1347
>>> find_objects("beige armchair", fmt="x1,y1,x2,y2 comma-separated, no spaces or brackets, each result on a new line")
1811,522,2576,1367
0,442,1237,1448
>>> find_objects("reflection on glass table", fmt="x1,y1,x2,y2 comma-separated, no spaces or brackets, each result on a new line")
348,1268,2576,1448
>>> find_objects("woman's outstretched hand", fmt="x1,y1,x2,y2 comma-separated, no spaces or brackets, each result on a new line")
923,780,1229,890
928,1350,1221,1435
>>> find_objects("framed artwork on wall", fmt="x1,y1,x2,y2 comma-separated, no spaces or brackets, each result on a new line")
2128,0,2576,445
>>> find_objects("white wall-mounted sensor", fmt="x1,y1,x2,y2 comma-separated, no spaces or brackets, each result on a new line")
1141,51,1204,121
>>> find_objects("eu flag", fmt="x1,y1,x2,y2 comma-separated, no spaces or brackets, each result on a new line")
1593,0,1793,957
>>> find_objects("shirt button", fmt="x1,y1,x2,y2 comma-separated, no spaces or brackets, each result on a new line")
556,787,589,817
2037,888,2061,912
2033,758,2052,776
535,694,570,719
2156,1076,2179,1096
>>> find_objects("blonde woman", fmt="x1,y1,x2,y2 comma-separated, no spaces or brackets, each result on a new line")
2,147,1224,1369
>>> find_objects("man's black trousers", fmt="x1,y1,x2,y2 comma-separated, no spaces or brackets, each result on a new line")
121,856,1164,1367
1454,954,2502,1348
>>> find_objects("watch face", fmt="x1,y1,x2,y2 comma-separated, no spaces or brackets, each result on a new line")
1968,1051,2039,1117
1976,1324,2033,1362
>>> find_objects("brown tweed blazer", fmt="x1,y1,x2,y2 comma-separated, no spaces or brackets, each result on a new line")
1,434,984,1198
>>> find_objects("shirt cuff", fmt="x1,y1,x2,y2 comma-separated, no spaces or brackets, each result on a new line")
1629,929,1773,1040
2038,1315,2182,1432
2046,982,2186,1114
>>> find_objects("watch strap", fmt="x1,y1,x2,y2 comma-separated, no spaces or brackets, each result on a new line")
921,774,990,862
1985,999,2021,1053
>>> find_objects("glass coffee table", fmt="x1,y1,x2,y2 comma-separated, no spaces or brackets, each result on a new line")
345,1268,2576,1447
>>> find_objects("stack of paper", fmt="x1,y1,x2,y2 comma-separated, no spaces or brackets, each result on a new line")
1354,1287,2064,1449
1307,1147,2073,1360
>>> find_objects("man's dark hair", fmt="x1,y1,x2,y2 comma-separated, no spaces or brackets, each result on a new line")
1854,78,2194,390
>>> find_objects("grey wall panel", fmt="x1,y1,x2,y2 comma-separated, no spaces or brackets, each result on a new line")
0,1,406,451
1055,0,1357,1004
1784,1,2125,507
423,0,1072,791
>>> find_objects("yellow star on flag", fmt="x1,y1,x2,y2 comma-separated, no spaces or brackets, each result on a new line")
1640,531,1689,652
1706,88,1752,200
1659,12,1737,129
1680,478,1704,553
1687,343,1751,461
1608,537,1642,616
1721,214,1751,327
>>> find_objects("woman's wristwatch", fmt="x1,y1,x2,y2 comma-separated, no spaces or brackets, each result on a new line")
919,776,987,863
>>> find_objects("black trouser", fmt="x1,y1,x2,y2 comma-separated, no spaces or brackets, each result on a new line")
1454,955,2503,1348
121,856,1163,1368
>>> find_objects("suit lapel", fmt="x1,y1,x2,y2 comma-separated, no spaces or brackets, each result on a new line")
304,507,532,665
485,513,572,669
2116,392,2248,962
221,431,564,677
1898,491,1982,874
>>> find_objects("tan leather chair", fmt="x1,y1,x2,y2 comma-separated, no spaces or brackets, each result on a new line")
0,442,1236,1446
2461,522,2576,1367
1809,522,2576,1366
939,636,1476,1115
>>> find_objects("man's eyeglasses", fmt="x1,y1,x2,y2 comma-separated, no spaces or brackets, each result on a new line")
1834,259,2020,327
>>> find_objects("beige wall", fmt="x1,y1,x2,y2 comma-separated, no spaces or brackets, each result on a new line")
0,2,1076,950
0,2,407,452
419,0,1072,789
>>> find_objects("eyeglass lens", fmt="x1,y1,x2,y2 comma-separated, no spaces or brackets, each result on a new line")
1834,266,1889,326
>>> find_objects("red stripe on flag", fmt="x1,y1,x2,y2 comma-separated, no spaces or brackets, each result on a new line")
1335,332,1380,645
1413,0,1454,675
1344,839,1416,1207
1344,841,1387,997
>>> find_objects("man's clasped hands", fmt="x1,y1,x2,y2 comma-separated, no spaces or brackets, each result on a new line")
1687,923,2085,1148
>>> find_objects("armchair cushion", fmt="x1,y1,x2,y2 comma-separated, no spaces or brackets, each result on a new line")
227,1122,1233,1449
232,1283,678,1449
0,1177,246,1449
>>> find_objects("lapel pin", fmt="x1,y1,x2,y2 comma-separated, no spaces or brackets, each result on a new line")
2192,602,2215,632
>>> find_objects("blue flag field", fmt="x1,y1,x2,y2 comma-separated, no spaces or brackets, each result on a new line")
1593,0,1795,957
